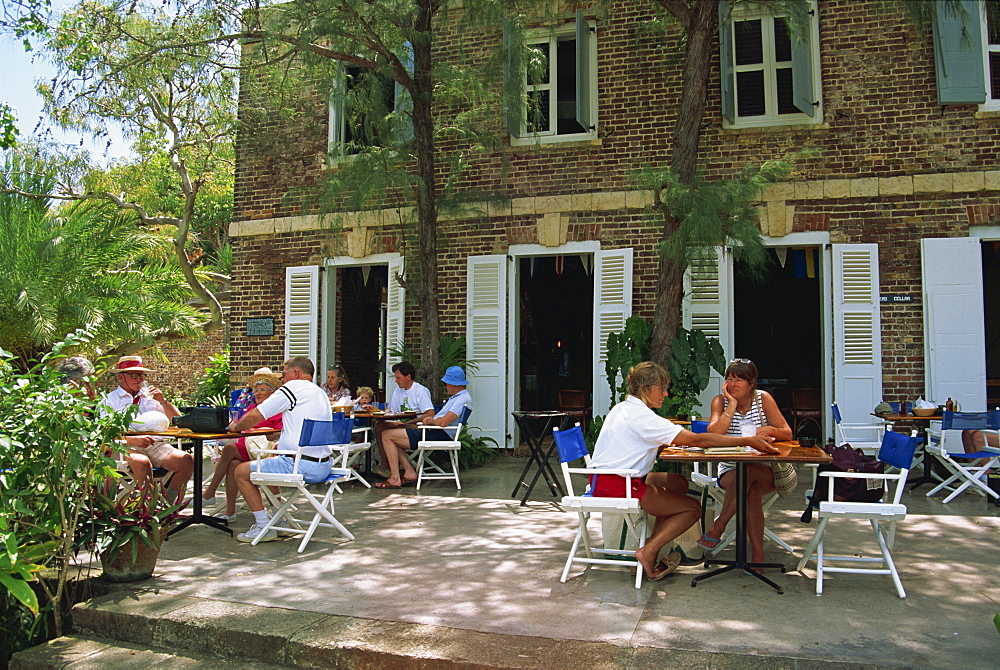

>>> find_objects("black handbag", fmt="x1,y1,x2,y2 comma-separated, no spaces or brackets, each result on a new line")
172,407,230,433
800,442,885,523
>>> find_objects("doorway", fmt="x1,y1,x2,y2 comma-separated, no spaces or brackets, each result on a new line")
982,242,1000,408
733,247,823,432
332,265,387,397
517,255,594,411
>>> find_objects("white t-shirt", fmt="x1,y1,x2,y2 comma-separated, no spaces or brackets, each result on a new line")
436,389,472,426
390,381,434,414
256,379,332,458
101,386,166,416
588,395,684,477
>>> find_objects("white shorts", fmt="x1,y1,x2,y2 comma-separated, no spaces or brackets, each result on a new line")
250,455,332,483
129,440,180,468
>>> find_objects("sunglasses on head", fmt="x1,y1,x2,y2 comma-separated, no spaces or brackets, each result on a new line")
729,358,752,365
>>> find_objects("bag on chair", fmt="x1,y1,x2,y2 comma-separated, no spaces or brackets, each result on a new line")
800,442,885,523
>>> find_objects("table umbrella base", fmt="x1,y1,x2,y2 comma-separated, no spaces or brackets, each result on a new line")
691,559,787,594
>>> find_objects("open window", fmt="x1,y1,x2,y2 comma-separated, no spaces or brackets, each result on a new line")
719,0,821,128
328,53,413,157
505,10,597,144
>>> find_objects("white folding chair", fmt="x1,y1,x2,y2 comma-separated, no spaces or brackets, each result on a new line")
687,420,793,554
796,430,919,599
248,417,355,553
552,423,647,589
925,410,1000,503
413,407,471,490
832,403,887,456
330,425,372,490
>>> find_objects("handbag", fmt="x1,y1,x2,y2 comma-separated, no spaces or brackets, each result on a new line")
800,442,885,523
771,461,798,497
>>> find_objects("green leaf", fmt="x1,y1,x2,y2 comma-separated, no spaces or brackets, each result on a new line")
0,571,39,613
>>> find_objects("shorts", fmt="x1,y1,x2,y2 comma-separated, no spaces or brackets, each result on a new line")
591,473,649,501
250,455,332,483
406,427,452,450
128,440,179,468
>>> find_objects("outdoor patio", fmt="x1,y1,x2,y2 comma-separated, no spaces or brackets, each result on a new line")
27,452,998,669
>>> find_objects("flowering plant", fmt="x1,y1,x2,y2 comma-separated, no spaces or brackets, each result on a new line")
79,479,185,563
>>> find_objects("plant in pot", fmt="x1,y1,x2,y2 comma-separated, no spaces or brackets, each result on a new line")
79,479,184,583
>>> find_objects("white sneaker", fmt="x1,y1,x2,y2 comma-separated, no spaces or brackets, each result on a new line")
236,522,277,543
201,496,219,508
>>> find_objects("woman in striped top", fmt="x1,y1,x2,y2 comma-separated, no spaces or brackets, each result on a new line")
700,359,792,564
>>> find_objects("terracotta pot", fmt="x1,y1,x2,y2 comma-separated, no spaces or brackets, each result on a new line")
99,539,161,583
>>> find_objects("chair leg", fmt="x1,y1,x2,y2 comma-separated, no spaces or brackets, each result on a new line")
449,450,461,489
796,516,826,572
560,513,588,583
871,519,905,599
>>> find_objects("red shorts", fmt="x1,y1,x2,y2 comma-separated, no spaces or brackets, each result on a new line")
591,474,648,501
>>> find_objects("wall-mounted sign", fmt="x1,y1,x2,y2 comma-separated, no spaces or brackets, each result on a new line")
879,294,914,303
246,317,275,337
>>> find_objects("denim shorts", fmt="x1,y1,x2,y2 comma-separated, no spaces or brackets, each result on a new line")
250,455,332,483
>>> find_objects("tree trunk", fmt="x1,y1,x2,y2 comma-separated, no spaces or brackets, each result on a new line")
412,2,441,402
650,1,718,367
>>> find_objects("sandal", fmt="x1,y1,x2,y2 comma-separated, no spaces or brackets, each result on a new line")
650,551,681,581
697,534,722,551
374,480,402,489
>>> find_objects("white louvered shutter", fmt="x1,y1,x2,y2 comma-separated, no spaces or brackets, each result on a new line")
285,266,320,362
922,237,986,411
467,255,507,447
683,247,734,416
832,244,882,425
592,248,633,417
384,255,406,379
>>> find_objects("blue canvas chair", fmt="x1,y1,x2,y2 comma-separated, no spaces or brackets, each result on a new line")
925,410,1000,503
832,403,887,456
796,430,919,598
411,406,472,490
552,423,647,589
248,416,355,553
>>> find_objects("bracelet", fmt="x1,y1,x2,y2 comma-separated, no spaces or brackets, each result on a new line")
723,412,733,418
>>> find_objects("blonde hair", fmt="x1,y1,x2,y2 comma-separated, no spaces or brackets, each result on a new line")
627,361,671,405
356,386,374,401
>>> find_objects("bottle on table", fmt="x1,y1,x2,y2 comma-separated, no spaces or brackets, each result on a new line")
945,397,954,412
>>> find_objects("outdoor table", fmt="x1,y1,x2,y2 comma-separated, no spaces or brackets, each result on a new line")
511,410,571,506
658,440,832,594
872,413,939,490
127,428,272,537
350,411,418,477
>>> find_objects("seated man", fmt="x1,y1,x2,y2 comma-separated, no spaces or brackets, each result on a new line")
375,366,472,489
229,356,333,544
99,355,193,503
373,361,435,476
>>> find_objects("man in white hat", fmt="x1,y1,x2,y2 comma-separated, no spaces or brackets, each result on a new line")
100,355,193,502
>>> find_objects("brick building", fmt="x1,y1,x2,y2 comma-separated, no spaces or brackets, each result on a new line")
229,0,1000,447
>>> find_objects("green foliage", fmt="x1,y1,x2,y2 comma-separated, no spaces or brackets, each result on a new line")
604,316,652,407
0,149,205,369
994,610,999,635
0,103,18,150
661,327,726,419
388,336,480,378
77,479,182,564
0,330,133,658
583,414,605,455
189,349,230,406
457,425,499,469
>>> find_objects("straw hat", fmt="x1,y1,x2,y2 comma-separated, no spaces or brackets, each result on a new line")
248,370,282,391
112,355,155,374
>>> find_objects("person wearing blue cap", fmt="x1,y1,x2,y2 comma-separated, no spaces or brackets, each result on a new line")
375,366,473,489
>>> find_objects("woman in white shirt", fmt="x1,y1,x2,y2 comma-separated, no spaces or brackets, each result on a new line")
589,362,777,581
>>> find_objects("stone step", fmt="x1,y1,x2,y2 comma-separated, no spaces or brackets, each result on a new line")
10,634,289,669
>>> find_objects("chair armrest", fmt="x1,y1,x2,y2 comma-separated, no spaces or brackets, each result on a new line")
569,467,641,477
819,471,902,480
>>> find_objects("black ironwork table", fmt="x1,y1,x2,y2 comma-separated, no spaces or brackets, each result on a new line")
511,410,571,506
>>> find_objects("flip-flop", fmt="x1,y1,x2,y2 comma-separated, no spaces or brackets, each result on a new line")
650,551,681,581
697,534,722,551
374,480,402,489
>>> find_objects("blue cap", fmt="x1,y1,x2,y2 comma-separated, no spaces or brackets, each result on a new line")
441,366,469,385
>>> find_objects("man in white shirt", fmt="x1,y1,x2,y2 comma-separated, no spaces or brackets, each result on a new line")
100,356,192,503
229,356,333,543
373,361,435,477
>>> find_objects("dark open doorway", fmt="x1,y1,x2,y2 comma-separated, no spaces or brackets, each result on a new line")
733,247,822,433
982,242,1000,408
336,265,387,397
518,255,594,411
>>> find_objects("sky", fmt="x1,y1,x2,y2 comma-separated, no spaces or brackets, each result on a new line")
2,30,134,164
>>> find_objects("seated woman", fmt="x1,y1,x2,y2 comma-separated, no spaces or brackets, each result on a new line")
700,359,792,563
201,371,283,518
589,361,778,581
375,366,472,489
323,365,352,404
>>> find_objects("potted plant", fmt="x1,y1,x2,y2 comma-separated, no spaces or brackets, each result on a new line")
80,479,184,583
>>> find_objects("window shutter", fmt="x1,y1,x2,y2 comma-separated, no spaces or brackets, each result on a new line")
467,255,508,448
832,244,882,427
328,70,346,155
790,14,817,117
394,42,415,144
683,248,733,415
384,255,406,380
718,1,735,124
503,19,523,138
592,248,633,417
285,265,320,363
575,10,594,131
933,0,986,105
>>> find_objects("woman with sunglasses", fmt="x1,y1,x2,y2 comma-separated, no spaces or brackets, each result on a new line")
588,361,777,581
700,358,793,564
